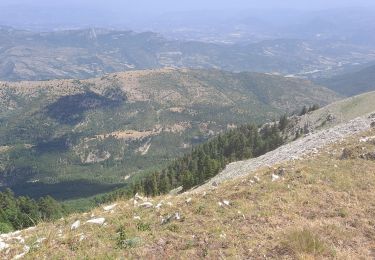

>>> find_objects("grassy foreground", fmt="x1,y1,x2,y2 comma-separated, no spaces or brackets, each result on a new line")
2,129,375,259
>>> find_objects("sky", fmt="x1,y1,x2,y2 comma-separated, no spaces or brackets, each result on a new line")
1,0,375,12
1,0,374,30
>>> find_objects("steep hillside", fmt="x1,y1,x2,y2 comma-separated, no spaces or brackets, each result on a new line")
197,92,375,190
198,110,375,190
0,27,374,81
318,65,375,96
0,68,339,201
1,113,374,259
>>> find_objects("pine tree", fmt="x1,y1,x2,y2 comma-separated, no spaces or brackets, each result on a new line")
278,114,289,131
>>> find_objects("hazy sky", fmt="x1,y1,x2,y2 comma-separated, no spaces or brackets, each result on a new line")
1,0,374,30
2,0,375,12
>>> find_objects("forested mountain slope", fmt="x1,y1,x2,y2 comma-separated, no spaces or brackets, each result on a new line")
318,64,375,96
0,68,339,201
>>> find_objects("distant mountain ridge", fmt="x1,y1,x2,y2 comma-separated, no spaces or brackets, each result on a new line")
318,64,375,96
0,27,373,81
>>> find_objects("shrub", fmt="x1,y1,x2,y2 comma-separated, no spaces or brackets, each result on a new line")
136,222,151,232
282,228,333,257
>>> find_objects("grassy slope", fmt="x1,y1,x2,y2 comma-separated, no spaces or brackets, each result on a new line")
289,91,375,134
0,69,339,202
3,128,373,259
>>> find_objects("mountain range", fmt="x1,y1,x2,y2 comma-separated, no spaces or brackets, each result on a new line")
0,27,374,81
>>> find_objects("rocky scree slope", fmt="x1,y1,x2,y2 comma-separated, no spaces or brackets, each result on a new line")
196,92,375,191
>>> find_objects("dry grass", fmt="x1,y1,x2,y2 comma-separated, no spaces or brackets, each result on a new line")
1,129,375,259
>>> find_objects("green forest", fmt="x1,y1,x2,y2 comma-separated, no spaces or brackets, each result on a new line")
0,114,291,234
0,189,64,233
98,119,286,202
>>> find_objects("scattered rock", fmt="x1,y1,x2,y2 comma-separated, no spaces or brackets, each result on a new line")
78,234,86,242
169,186,183,195
341,148,355,160
13,245,30,259
133,216,141,220
220,232,227,239
175,212,181,221
155,202,163,209
272,174,281,182
139,202,153,208
13,236,25,244
71,220,81,230
219,200,231,207
185,198,192,204
86,218,106,225
212,181,218,187
24,226,36,232
134,193,145,202
0,241,9,251
36,237,46,244
275,167,286,176
103,203,117,211
326,114,336,122
161,214,173,225
360,151,375,160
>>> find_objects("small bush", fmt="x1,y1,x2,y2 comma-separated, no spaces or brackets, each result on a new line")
195,205,206,214
282,228,333,257
0,222,13,234
166,223,180,233
136,222,151,232
116,226,141,249
337,208,348,218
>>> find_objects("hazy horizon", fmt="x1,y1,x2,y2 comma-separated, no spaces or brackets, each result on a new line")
1,0,375,11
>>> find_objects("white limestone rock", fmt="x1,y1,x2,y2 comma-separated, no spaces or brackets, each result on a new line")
103,203,117,211
71,220,81,230
86,218,106,225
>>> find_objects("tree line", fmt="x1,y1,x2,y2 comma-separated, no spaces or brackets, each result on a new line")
99,119,286,202
0,189,64,233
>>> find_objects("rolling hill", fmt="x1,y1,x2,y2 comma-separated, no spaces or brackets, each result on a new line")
0,68,339,201
318,64,375,96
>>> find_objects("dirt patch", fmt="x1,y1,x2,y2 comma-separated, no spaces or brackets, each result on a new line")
0,146,11,153
96,129,159,141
